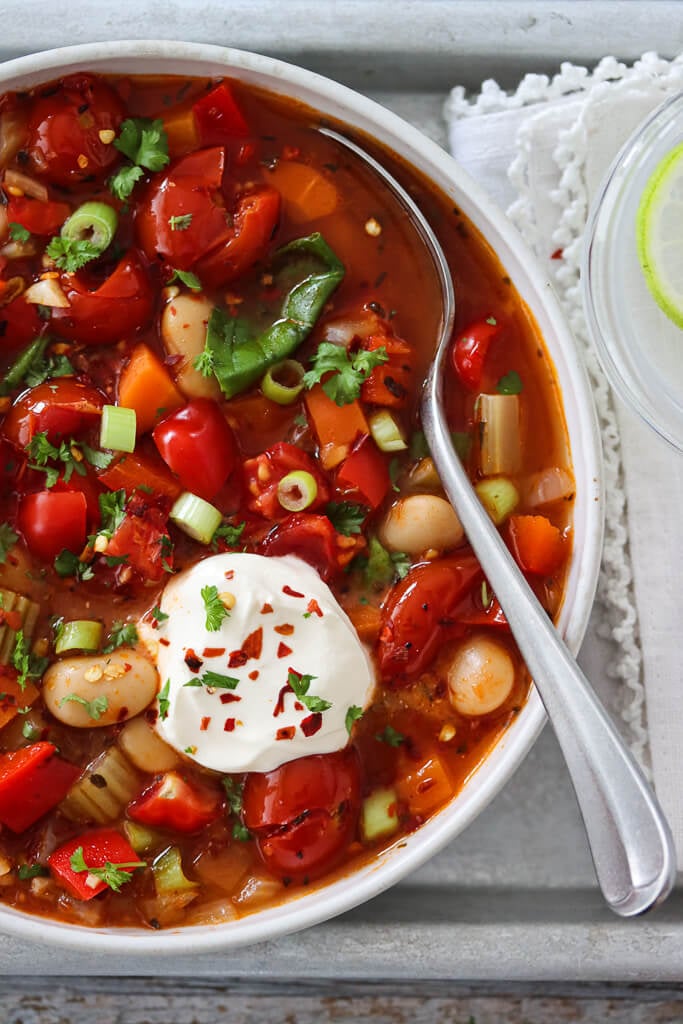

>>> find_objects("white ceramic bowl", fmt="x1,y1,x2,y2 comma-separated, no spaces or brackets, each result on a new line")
0,40,603,954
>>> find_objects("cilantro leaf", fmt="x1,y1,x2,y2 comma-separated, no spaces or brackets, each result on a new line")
194,346,215,377
201,585,230,632
303,342,388,405
287,670,332,713
169,214,192,231
345,705,364,735
9,222,30,243
12,630,47,689
167,268,202,292
59,693,109,720
46,236,101,273
211,520,246,551
151,605,169,624
26,432,58,466
17,863,48,880
103,621,138,654
496,370,523,395
325,501,366,536
53,549,95,581
114,118,169,171
69,846,145,893
98,489,127,538
80,444,114,471
157,678,171,720
108,164,144,201
376,725,405,747
184,671,239,690
23,352,74,388
0,523,18,565
358,536,411,588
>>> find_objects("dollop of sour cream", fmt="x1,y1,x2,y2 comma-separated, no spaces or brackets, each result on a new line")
145,553,376,773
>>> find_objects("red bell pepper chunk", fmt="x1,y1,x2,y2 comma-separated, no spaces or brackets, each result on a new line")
336,436,390,509
451,318,501,391
48,828,143,900
153,398,239,501
0,743,80,833
192,82,249,144
127,771,222,833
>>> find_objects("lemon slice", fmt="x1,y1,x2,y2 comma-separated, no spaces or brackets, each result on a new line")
636,140,683,329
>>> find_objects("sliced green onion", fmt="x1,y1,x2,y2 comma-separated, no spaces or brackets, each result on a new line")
475,476,520,525
360,787,400,843
261,359,305,405
477,393,521,475
170,492,222,544
277,470,318,512
61,201,118,254
55,619,103,654
368,410,407,452
100,405,136,453
152,846,197,895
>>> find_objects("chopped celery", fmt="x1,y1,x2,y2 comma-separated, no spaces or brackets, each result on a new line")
170,492,222,544
477,393,521,475
152,847,198,894
475,477,520,525
100,405,136,453
368,410,407,452
361,787,400,843
55,619,103,654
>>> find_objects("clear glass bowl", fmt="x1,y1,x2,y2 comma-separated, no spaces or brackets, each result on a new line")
583,91,683,452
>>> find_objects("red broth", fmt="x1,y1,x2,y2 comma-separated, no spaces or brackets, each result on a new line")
0,72,573,929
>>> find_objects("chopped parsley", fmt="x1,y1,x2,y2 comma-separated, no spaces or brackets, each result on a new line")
24,352,74,388
325,501,366,536
345,705,364,735
376,725,405,747
0,523,18,565
167,268,202,292
287,670,332,714
103,621,138,654
21,720,40,741
46,236,101,273
12,630,47,689
303,342,388,405
183,671,239,690
26,434,112,487
17,863,48,881
59,693,109,721
69,846,146,892
98,490,127,538
53,549,95,581
201,584,230,632
157,679,171,720
8,222,31,243
211,520,246,551
168,214,192,231
150,605,169,624
357,536,410,587
496,370,523,395
221,778,252,841
108,164,144,201
108,117,170,200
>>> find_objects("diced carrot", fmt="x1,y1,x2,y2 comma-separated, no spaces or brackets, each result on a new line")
98,450,182,502
507,514,566,576
118,344,185,436
345,603,382,644
0,676,39,732
395,750,454,819
162,105,200,159
304,384,369,469
265,161,339,223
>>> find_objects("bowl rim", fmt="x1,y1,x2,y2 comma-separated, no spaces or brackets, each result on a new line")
0,39,604,953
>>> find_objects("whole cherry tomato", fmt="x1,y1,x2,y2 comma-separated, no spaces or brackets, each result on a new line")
26,73,125,186
451,318,501,392
262,512,361,580
17,490,87,562
128,772,222,833
2,379,105,449
136,147,280,286
243,442,330,521
243,749,361,880
153,398,238,501
378,555,483,683
50,252,154,346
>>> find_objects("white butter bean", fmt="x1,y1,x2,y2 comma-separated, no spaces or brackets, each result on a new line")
447,635,515,717
161,293,221,400
379,494,464,556
119,715,179,772
42,649,159,728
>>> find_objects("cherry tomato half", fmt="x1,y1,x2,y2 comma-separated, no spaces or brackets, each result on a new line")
153,398,238,501
378,555,483,683
50,251,154,346
243,749,361,880
17,490,87,562
26,74,125,186
2,379,105,450
136,147,280,287
262,512,360,581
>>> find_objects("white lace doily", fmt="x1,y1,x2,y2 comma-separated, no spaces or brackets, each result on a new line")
444,53,683,771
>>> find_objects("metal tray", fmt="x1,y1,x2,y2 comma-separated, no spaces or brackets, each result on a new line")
0,1,681,981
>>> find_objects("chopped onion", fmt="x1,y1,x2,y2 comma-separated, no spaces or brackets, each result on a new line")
0,110,26,171
524,466,575,509
368,409,407,452
3,168,48,202
323,309,381,346
0,238,37,261
477,393,521,475
24,276,70,308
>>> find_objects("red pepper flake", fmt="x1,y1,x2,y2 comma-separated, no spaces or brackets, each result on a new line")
260,603,273,614
248,670,259,681
224,718,236,732
228,650,248,668
294,701,304,712
200,716,211,731
242,627,263,660
224,570,235,579
276,726,296,740
300,712,322,736
202,647,226,658
551,248,563,260
220,692,241,704
184,649,203,673
277,642,292,659
273,683,292,717
282,585,304,598
274,623,294,636
305,598,323,618
0,609,22,631
159,638,170,647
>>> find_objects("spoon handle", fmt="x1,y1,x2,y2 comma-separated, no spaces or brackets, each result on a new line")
423,374,676,916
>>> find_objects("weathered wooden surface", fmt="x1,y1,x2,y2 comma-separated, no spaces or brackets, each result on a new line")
1,980,683,1023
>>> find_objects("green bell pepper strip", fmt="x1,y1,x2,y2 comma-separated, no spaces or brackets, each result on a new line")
200,233,344,400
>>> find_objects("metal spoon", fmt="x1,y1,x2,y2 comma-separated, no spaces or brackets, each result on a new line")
320,125,676,916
